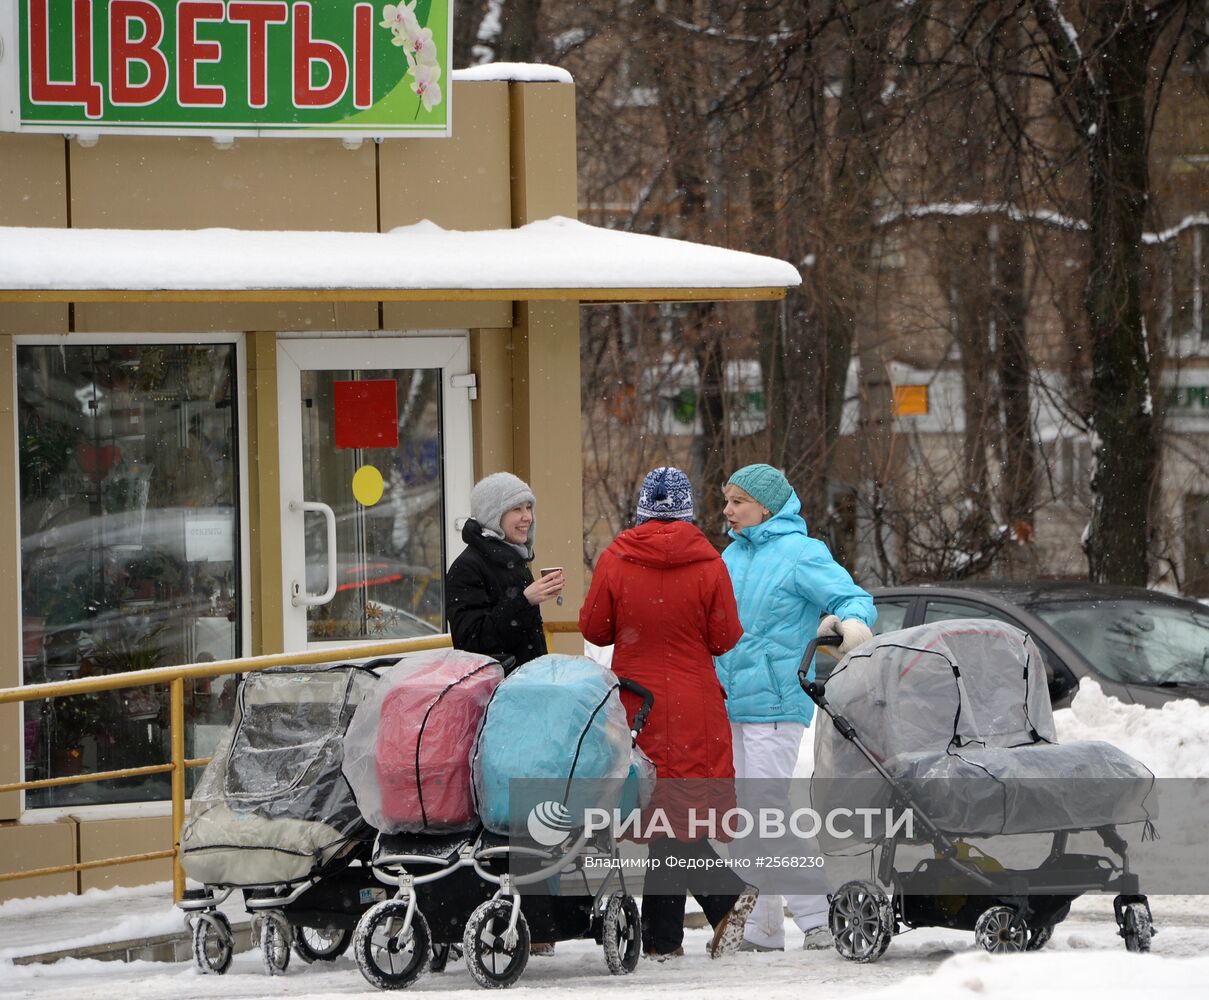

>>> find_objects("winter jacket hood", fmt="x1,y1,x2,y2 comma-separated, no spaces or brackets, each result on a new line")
727,490,808,546
610,519,721,570
717,489,875,725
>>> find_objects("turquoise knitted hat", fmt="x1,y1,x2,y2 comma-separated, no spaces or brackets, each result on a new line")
726,464,792,515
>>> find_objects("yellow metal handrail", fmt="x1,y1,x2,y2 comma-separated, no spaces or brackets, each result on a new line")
0,636,456,706
543,619,581,644
0,624,583,903
0,635,456,900
0,759,207,795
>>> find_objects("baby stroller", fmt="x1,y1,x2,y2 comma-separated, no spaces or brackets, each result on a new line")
803,620,1156,962
348,654,655,990
179,658,401,976
341,648,508,989
466,655,655,988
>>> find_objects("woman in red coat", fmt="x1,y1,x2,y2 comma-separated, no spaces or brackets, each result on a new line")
579,467,756,961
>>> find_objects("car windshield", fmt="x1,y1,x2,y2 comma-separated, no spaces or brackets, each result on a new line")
1030,599,1209,687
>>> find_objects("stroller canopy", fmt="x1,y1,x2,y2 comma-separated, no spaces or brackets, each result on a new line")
182,662,385,887
472,654,634,836
812,620,1154,854
342,648,505,834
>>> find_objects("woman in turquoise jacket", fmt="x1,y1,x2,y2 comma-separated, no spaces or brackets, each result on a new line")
716,463,875,953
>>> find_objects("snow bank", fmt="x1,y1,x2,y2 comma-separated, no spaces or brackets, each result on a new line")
1054,680,1209,778
0,909,184,962
0,881,242,962
871,950,1208,1000
0,882,166,921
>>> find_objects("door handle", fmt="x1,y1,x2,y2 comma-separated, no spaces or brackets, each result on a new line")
289,500,337,608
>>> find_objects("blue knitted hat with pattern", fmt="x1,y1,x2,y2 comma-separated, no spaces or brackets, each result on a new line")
726,464,792,515
636,466,694,525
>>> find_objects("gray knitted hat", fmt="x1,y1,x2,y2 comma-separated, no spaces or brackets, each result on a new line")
636,466,694,525
471,472,536,556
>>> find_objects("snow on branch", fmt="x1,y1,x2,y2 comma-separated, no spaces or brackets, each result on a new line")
877,202,1209,246
1144,213,1209,245
1042,0,1083,62
1033,0,1096,91
667,16,792,46
876,201,1086,233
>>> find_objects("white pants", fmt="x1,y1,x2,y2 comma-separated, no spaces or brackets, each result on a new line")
730,721,829,949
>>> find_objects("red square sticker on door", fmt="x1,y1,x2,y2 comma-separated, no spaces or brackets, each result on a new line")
333,380,399,449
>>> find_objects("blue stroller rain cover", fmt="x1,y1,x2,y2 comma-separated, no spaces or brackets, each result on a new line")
471,654,634,836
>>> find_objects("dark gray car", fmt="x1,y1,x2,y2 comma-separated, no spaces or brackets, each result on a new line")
868,582,1209,709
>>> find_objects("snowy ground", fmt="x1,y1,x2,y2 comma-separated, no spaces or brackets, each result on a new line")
3,682,1208,999
2,896,1208,1000
0,882,247,963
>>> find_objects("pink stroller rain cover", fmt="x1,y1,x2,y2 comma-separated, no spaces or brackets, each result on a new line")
343,649,504,834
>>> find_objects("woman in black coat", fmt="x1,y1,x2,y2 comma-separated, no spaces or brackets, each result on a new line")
445,472,565,954
445,472,564,668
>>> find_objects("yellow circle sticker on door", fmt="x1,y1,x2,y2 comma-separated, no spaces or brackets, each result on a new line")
352,465,385,507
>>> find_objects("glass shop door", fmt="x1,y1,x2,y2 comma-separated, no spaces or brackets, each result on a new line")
276,337,474,651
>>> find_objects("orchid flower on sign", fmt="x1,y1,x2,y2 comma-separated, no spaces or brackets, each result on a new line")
409,62,442,112
405,26,440,65
380,2,420,38
379,2,444,114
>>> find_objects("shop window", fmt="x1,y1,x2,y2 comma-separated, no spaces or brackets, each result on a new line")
18,344,241,808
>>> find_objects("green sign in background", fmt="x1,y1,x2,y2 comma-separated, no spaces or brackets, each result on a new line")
18,1,450,133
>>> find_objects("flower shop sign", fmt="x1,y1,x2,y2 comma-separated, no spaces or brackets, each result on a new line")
0,1,452,136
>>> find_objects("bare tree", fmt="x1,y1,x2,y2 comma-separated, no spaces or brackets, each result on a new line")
553,0,1209,589
1024,1,1192,584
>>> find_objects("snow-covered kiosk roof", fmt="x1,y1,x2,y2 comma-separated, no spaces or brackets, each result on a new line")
0,217,800,304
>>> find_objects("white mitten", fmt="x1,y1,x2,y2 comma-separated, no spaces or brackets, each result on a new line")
816,614,843,657
817,614,873,656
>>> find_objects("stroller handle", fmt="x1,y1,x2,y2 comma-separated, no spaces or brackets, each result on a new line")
617,676,655,736
798,633,843,707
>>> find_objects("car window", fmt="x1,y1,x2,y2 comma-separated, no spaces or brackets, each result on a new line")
872,599,910,635
922,598,1000,624
1031,599,1209,687
1034,638,1079,706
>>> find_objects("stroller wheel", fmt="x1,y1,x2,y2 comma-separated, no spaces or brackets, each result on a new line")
974,906,1028,954
602,892,641,975
829,880,892,963
1120,902,1153,953
463,899,530,989
1026,924,1054,951
260,911,293,975
354,900,432,990
293,924,353,963
191,911,234,975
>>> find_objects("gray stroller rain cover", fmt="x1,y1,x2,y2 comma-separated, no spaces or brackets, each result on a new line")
812,620,1156,855
181,663,381,887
